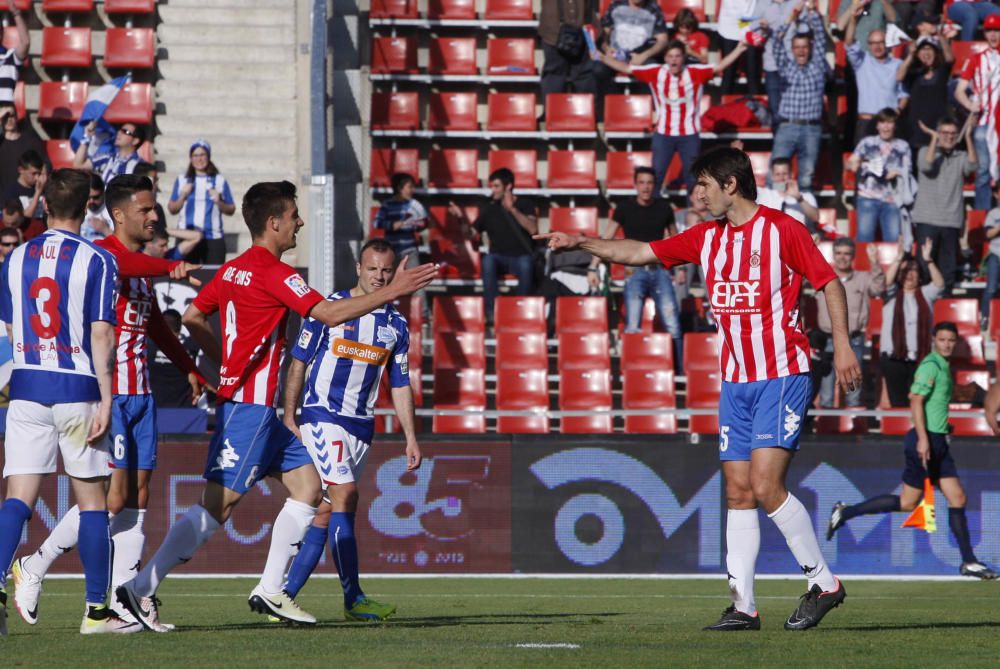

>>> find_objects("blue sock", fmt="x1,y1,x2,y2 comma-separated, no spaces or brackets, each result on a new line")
284,524,327,598
78,510,111,605
842,495,900,522
329,512,361,608
0,498,32,587
949,507,978,564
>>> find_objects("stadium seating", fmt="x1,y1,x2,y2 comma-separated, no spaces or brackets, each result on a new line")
623,369,677,434
428,37,478,75
429,204,478,236
433,295,485,333
604,94,653,134
41,27,92,69
953,334,987,369
686,369,722,434
103,27,156,70
557,331,611,370
43,0,94,12
429,231,481,279
496,368,549,433
428,148,480,189
605,151,653,190
559,369,612,433
933,299,980,337
621,332,674,371
487,92,537,132
485,0,534,20
371,36,418,74
428,0,476,19
990,300,1000,341
658,0,708,21
556,296,608,333
549,207,598,237
486,38,536,75
494,296,546,333
683,332,721,372
104,0,156,13
432,369,486,433
371,91,420,130
45,139,75,170
495,331,548,370
433,331,486,370
370,0,419,18
37,81,88,122
428,91,479,131
853,242,898,273
545,94,596,132
488,149,537,188
370,147,419,188
103,83,154,125
546,150,597,189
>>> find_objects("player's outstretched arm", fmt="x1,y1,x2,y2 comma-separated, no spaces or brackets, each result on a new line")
534,232,658,266
182,303,222,367
88,320,115,445
821,278,862,394
282,358,307,440
391,385,422,471
985,384,1000,436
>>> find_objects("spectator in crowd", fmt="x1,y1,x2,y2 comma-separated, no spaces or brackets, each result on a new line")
771,1,830,195
981,182,1000,329
0,225,19,264
592,0,669,100
895,1,938,34
449,168,538,327
148,308,203,409
955,14,1000,210
673,8,709,64
948,0,1000,41
911,117,977,294
374,172,428,265
844,4,910,142
814,239,885,407
717,0,763,95
756,158,820,229
538,0,600,100
3,149,45,221
595,40,748,197
837,0,898,54
847,108,911,242
80,172,113,241
898,30,954,162
143,225,204,262
1,197,22,230
589,166,683,366
0,1,28,103
759,0,802,125
133,161,168,229
541,241,596,335
880,239,944,406
0,103,44,195
168,139,236,264
73,121,144,183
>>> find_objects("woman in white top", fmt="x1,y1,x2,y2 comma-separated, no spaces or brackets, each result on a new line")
168,139,236,264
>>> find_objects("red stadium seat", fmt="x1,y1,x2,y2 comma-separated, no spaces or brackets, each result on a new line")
549,207,598,237
556,296,608,332
486,38,536,75
488,149,537,188
547,150,596,189
841,152,856,192
432,368,486,433
41,27,92,69
951,41,988,75
13,81,24,121
433,331,486,370
953,334,987,369
683,332,721,372
545,93,596,132
933,298,980,336
950,410,993,436
37,81,88,122
104,0,157,13
557,331,611,370
428,0,476,19
370,0,419,18
495,331,548,370
623,369,677,434
371,36,418,74
370,148,419,188
497,368,549,433
428,148,480,189
658,0,707,22
429,231,481,279
605,151,652,189
485,0,534,19
428,37,477,75
604,94,652,134
43,0,94,11
494,296,546,333
621,332,674,371
990,300,1000,341
104,27,156,70
559,369,612,433
103,83,154,125
45,139,75,170
429,204,479,236
428,91,478,131
10,0,29,9
371,91,420,130
433,295,485,333
746,152,771,187
487,92,537,132
816,208,837,237
687,369,722,434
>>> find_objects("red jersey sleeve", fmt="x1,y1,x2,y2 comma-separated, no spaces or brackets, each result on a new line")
688,65,715,86
630,64,663,85
958,53,979,81
648,222,710,268
192,272,221,316
262,263,325,317
147,300,204,383
777,215,837,290
688,31,709,52
95,237,181,278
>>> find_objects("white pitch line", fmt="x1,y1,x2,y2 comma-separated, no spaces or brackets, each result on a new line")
515,643,581,649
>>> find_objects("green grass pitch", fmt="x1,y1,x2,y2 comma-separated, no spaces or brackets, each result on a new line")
3,578,1000,668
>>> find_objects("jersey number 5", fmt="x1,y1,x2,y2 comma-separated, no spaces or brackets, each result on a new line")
30,277,62,339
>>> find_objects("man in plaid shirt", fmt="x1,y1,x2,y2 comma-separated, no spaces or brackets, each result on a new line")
771,0,830,196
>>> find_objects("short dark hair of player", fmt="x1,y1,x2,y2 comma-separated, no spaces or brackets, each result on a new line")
875,107,898,124
133,161,156,179
771,157,792,172
634,166,656,182
0,226,19,242
488,168,515,188
90,171,105,194
18,149,44,170
691,146,758,201
833,237,856,254
359,237,396,263
243,180,297,239
933,321,958,336
3,197,23,217
391,172,415,195
44,168,92,221
105,174,154,220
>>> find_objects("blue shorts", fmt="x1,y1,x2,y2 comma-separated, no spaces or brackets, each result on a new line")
718,373,812,462
110,394,158,471
203,401,314,495
902,429,958,488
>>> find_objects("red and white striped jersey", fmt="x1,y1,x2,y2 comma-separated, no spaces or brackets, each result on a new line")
192,246,324,407
630,63,714,136
959,47,1000,179
650,205,836,382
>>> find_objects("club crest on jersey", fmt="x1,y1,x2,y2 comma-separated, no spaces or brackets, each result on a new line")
283,273,311,298
748,250,761,268
377,325,396,347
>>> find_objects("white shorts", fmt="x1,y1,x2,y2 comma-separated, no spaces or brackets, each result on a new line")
301,421,371,487
3,399,112,479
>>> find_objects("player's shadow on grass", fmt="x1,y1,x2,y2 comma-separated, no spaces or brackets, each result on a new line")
841,621,1000,632
185,612,623,632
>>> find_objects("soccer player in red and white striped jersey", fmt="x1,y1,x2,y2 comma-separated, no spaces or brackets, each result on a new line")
595,39,748,196
955,14,1000,210
538,147,862,632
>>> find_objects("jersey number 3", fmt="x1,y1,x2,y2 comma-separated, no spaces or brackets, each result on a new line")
30,277,62,339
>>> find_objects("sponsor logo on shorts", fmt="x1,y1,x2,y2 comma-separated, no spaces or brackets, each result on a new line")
337,465,350,476
755,433,773,440
283,273,311,298
332,338,389,365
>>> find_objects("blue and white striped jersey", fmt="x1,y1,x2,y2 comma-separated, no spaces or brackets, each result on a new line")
92,149,141,186
0,229,118,403
291,290,410,433
171,174,235,240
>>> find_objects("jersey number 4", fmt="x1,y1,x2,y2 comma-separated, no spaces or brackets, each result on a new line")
30,277,62,339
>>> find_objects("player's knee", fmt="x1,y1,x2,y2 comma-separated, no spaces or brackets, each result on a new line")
950,491,967,508
750,479,785,509
725,486,755,510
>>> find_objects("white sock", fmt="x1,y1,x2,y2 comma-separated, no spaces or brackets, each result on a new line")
110,508,146,590
259,499,317,594
726,508,760,615
22,505,81,578
769,493,837,592
133,504,219,597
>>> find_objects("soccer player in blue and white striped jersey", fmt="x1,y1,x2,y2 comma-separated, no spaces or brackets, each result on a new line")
281,238,421,622
0,168,138,635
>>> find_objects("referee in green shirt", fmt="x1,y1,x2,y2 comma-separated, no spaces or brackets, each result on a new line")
826,322,997,579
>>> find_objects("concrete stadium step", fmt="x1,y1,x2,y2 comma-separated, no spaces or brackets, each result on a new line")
156,77,296,99
156,115,296,138
155,141,296,161
158,25,294,47
157,6,295,26
156,62,293,83
155,97,295,119
160,45,295,64
164,0,286,7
